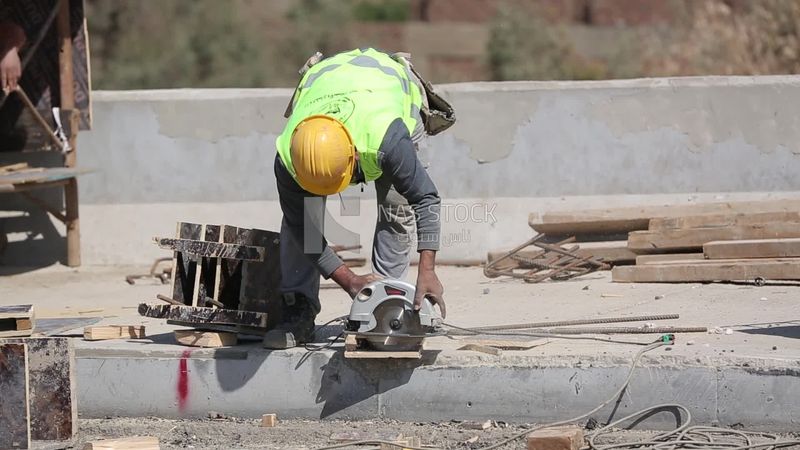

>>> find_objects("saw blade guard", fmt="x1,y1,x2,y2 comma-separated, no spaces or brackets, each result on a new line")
348,279,440,333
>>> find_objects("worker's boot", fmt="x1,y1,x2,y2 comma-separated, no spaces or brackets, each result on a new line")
263,293,317,349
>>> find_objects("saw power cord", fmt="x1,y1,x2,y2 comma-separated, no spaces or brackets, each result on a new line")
586,405,800,450
313,339,667,450
310,322,798,450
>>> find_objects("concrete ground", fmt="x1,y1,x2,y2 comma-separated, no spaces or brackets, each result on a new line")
3,263,800,448
3,263,799,361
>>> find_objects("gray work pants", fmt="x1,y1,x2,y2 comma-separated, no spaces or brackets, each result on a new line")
276,157,417,315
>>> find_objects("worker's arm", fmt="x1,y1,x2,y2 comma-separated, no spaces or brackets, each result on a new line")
377,119,445,317
274,155,345,279
0,21,25,93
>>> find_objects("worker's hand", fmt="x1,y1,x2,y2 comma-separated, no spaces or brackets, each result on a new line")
414,250,446,318
348,273,383,298
1,47,21,93
331,264,383,299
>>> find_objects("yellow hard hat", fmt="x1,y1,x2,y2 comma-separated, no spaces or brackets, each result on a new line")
290,115,356,196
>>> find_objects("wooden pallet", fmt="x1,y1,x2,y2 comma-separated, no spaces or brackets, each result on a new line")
161,223,284,328
343,334,423,359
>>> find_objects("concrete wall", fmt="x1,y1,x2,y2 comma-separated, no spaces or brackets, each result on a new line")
5,75,800,265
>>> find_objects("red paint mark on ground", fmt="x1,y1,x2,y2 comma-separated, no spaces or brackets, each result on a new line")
177,349,192,412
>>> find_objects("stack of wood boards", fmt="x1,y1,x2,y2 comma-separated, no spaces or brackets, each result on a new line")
572,200,800,283
142,222,283,347
526,199,800,282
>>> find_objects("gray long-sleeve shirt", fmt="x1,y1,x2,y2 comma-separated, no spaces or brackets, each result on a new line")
275,118,441,278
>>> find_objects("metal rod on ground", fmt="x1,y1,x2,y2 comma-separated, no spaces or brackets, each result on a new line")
457,314,682,333
156,294,184,306
525,326,707,335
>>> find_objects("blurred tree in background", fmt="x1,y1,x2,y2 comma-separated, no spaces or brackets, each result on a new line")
87,0,275,89
644,0,800,76
85,0,800,89
487,5,612,81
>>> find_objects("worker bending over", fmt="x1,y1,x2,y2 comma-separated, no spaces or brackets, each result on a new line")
265,48,455,348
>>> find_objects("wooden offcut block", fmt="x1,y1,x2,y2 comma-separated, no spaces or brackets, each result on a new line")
174,330,238,348
527,426,584,450
260,413,278,427
82,436,160,449
0,305,34,338
0,343,30,449
83,325,146,341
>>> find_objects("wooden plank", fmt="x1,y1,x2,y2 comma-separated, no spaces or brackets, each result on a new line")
0,167,88,186
704,238,800,260
343,334,423,359
214,225,244,309
530,199,800,235
170,222,203,305
138,304,267,328
174,330,237,348
635,253,705,265
238,228,283,329
189,224,208,307
0,305,34,338
154,237,265,261
628,223,800,253
612,259,800,283
0,162,29,172
649,211,800,231
344,350,422,359
82,436,160,450
0,304,34,319
197,225,222,308
0,338,76,442
35,317,102,336
83,326,146,341
0,343,30,449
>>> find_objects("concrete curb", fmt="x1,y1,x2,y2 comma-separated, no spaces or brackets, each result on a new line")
75,343,800,431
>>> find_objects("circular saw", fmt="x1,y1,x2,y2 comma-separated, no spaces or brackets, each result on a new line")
346,279,443,351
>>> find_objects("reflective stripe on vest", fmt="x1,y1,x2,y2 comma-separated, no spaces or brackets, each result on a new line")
276,49,423,185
